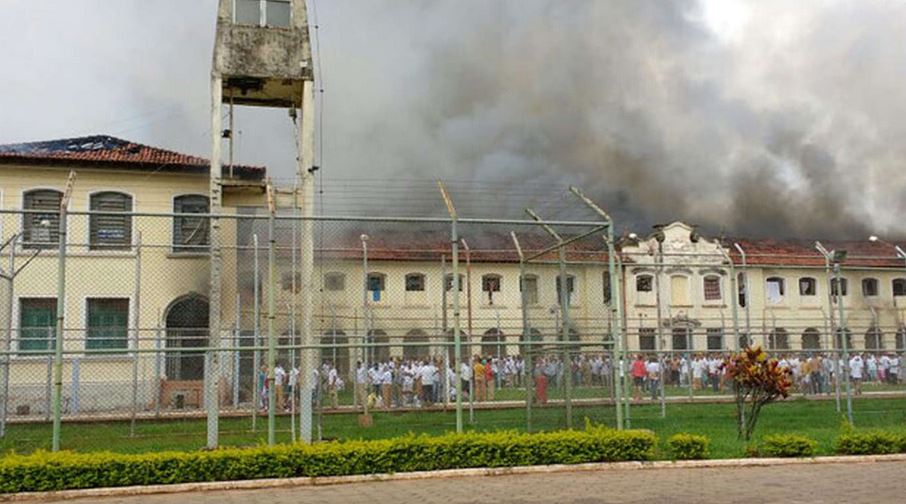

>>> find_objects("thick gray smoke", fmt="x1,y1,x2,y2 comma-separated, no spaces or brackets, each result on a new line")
315,0,906,238
2,1,905,239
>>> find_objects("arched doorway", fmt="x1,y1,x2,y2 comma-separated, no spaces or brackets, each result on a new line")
482,328,506,358
768,328,790,351
444,329,471,363
801,328,821,350
366,329,389,364
165,294,209,381
865,326,884,351
519,328,543,356
403,329,428,361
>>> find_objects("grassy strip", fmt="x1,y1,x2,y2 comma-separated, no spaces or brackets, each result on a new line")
0,428,655,494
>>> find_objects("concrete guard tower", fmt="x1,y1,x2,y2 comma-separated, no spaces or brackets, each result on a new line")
209,0,316,447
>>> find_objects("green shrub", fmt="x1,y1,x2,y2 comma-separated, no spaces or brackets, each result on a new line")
0,428,656,494
665,433,710,460
836,431,906,455
755,434,817,458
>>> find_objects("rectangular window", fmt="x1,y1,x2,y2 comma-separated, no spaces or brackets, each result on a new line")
173,195,209,253
706,328,724,350
831,278,848,298
482,275,501,304
86,298,129,351
236,0,262,25
639,328,656,351
703,276,721,301
799,277,817,296
636,275,652,292
405,274,425,292
265,0,291,27
738,273,747,307
281,272,301,293
324,273,345,291
520,275,538,305
672,328,691,351
19,298,56,352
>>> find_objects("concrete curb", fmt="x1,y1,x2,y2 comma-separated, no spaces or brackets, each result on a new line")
3,453,906,502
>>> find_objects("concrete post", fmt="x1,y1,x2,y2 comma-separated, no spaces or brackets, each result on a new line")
298,80,316,443
207,75,223,450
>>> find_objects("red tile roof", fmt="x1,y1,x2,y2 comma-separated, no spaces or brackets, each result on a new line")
727,238,906,269
0,135,264,180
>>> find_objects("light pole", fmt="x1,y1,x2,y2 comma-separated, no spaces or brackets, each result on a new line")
817,242,853,424
733,243,751,347
360,234,370,419
816,241,843,413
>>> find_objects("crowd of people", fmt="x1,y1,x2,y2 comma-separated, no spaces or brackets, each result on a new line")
254,350,903,411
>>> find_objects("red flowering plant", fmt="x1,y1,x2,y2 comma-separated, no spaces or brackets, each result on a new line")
723,345,792,440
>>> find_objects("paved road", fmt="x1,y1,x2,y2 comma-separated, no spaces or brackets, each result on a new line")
56,460,904,504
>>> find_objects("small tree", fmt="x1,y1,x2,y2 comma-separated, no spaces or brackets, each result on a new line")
723,346,792,440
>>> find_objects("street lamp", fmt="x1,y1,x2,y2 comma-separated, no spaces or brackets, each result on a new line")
816,241,852,424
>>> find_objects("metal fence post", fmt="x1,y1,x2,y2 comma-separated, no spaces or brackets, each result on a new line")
0,235,17,438
52,171,75,451
511,232,533,432
252,233,260,432
130,231,142,437
438,182,463,433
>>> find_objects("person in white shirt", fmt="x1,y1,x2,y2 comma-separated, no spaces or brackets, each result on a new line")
645,357,661,400
380,366,393,409
889,354,901,385
287,365,300,410
355,361,367,409
691,356,705,390
849,354,864,395
460,361,472,399
327,365,339,409
274,364,287,409
420,361,437,406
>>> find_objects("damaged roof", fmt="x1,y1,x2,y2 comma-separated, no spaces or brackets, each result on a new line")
727,237,906,269
0,135,265,180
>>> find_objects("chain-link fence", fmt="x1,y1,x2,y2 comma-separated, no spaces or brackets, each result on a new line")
0,207,904,453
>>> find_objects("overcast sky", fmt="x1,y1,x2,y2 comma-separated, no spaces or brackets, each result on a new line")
2,1,905,237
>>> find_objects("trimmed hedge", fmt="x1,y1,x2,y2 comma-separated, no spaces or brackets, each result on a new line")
0,427,656,493
836,431,906,455
756,434,816,458
665,433,709,460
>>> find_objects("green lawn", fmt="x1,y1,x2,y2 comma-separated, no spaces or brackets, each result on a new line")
2,396,904,459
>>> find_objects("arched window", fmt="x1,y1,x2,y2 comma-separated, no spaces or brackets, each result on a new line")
862,278,880,297
89,191,132,250
481,274,502,304
831,278,848,298
834,327,853,350
556,274,576,305
444,273,463,292
405,273,425,292
519,274,538,305
798,277,817,296
367,273,386,302
22,189,63,249
670,275,690,305
703,275,721,301
893,278,906,297
602,271,612,305
172,195,209,252
765,277,785,305
865,326,884,351
897,326,906,351
768,328,789,350
801,328,821,350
